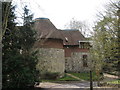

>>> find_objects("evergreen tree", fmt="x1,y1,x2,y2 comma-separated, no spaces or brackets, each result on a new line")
17,5,39,87
2,3,39,88
2,2,20,88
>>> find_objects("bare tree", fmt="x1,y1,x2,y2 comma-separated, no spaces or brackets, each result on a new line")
64,18,90,37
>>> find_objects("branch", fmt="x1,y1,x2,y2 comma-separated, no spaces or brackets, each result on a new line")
2,2,12,37
110,0,120,9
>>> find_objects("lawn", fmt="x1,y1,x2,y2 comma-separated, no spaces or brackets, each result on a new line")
41,73,79,82
41,72,98,82
68,72,98,81
107,80,120,84
58,74,79,81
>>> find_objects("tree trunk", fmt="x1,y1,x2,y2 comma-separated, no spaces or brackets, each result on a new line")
90,70,93,90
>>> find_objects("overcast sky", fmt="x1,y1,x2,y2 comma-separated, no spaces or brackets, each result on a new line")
12,0,113,30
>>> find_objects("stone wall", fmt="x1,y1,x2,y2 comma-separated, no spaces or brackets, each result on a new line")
36,48,65,75
65,52,91,72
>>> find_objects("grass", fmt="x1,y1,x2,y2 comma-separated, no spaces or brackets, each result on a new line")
41,73,79,82
58,74,79,81
68,72,98,81
107,80,120,84
41,72,99,82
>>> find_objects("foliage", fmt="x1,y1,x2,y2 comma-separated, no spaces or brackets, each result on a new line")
90,1,120,74
2,3,39,88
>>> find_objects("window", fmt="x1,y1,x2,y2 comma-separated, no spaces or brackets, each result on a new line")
82,55,88,67
79,42,90,49
79,43,85,49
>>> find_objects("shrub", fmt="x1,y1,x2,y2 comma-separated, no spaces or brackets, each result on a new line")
40,72,60,80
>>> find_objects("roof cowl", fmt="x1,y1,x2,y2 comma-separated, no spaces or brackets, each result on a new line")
34,18,50,22
35,17,49,20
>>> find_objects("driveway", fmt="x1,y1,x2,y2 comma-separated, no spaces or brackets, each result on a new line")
36,81,98,88
35,73,119,88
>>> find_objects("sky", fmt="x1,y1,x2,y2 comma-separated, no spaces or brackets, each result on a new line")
12,0,113,30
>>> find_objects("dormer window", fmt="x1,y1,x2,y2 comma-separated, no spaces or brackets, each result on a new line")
78,41,90,49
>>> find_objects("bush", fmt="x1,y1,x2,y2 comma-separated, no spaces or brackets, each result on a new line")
40,72,60,80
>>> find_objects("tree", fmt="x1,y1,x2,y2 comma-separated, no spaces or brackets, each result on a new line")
2,2,20,88
2,3,39,88
90,1,119,79
19,5,36,53
64,18,90,37
2,1,12,37
17,6,40,87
